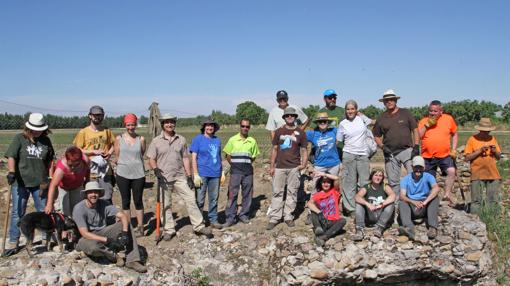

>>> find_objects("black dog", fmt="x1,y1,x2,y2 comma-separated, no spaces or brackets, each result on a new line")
17,212,79,257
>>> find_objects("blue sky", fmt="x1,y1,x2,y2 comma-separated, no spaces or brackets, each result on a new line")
1,1,509,117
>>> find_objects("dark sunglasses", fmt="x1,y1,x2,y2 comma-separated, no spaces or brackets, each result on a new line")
240,125,251,129
317,120,328,124
284,114,296,118
325,96,337,100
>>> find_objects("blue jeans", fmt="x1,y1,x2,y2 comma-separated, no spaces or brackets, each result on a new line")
196,177,220,223
9,185,47,243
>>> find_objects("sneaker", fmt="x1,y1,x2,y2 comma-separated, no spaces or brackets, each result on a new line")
315,236,325,247
238,216,250,224
352,228,364,242
374,226,384,238
163,231,176,241
126,261,148,273
211,222,223,229
427,227,438,239
266,222,277,230
285,220,295,227
314,226,325,236
195,227,214,239
398,226,415,241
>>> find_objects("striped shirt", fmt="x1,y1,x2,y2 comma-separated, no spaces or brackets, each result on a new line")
223,133,260,175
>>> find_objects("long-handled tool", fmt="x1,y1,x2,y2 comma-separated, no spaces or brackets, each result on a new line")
155,179,163,244
1,186,13,257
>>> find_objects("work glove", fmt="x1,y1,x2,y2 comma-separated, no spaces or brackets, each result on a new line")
450,150,457,160
6,172,15,185
411,145,420,158
187,176,194,190
153,168,165,183
105,237,124,252
318,212,328,226
193,173,202,188
117,231,130,248
424,117,437,128
220,171,226,187
382,146,393,158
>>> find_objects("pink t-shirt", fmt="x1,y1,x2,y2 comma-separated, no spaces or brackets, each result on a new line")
56,157,89,190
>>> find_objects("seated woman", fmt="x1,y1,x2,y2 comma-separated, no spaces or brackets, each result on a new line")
307,172,346,246
352,168,395,241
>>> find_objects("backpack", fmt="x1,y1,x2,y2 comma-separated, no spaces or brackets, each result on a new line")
364,128,377,159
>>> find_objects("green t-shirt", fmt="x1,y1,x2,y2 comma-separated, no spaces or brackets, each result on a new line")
363,183,387,207
311,106,345,129
5,133,55,188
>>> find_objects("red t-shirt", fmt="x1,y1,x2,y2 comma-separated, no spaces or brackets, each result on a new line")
312,188,341,221
56,156,89,190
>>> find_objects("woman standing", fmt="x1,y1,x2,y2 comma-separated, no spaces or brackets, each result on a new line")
45,146,89,216
5,113,55,252
114,113,146,236
336,100,374,215
190,118,223,229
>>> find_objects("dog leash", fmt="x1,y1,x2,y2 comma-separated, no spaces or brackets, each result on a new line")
50,212,66,229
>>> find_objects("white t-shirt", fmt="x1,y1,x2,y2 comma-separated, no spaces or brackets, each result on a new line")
265,104,308,131
337,114,372,155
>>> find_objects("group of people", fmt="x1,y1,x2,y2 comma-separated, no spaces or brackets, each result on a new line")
264,88,502,245
4,88,502,266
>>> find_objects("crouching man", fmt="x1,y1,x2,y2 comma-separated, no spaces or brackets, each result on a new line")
398,156,440,241
353,168,396,241
73,181,147,273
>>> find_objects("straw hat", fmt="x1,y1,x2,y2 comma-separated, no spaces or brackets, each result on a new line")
25,113,48,131
159,113,177,122
313,112,331,123
475,118,496,131
378,89,401,102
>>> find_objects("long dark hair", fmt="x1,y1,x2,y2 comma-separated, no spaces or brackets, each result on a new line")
315,176,335,191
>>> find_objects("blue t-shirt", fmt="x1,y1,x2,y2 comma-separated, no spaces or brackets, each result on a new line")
306,128,340,168
190,134,222,177
400,172,437,201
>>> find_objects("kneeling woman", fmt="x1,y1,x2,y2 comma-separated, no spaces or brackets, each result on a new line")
353,168,396,241
307,173,346,246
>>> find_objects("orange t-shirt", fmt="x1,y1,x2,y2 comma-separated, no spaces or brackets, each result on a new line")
464,135,501,180
418,114,457,158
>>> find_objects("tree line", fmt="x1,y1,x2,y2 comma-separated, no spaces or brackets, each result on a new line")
1,100,509,130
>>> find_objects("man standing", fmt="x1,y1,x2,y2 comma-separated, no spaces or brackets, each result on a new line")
146,114,212,240
73,181,147,272
312,89,345,128
73,105,116,202
223,119,260,227
418,100,458,205
398,156,440,240
266,90,309,140
267,107,308,230
373,89,419,199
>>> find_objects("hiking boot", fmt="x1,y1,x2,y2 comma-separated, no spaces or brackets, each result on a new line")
374,226,384,238
195,227,213,239
116,254,125,267
315,236,326,247
285,220,295,227
163,231,176,241
352,228,364,242
427,227,438,239
211,222,223,229
103,250,124,267
266,222,277,230
305,213,312,225
126,261,147,273
314,226,325,236
223,220,236,228
136,226,144,237
238,216,250,224
398,226,415,241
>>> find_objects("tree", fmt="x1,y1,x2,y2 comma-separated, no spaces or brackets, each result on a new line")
302,105,320,119
502,102,510,123
359,105,382,119
235,101,268,125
